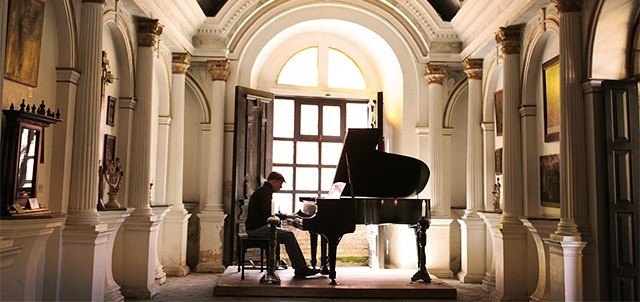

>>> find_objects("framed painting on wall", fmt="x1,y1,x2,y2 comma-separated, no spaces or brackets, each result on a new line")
4,0,46,87
495,148,503,175
539,154,560,208
542,56,560,142
106,96,116,126
494,90,503,136
103,134,116,168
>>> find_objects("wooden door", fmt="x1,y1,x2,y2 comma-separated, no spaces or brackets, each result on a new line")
603,79,640,300
224,86,274,265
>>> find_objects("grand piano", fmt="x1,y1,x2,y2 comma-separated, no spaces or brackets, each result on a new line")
288,128,430,285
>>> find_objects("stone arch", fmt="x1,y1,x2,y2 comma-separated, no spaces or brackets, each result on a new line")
50,0,77,69
103,10,135,99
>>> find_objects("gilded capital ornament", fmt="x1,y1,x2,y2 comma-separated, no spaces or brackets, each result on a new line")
425,64,447,85
172,53,192,74
137,19,163,48
463,59,483,80
495,25,522,55
208,60,230,81
552,0,582,13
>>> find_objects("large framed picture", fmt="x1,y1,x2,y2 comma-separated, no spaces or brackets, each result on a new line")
542,56,560,142
540,154,560,208
494,90,503,137
4,0,46,87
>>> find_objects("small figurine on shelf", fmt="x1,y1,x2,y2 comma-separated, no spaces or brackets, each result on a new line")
492,178,503,214
104,158,124,208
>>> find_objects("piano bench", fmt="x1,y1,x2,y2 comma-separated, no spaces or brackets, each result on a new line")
237,233,270,280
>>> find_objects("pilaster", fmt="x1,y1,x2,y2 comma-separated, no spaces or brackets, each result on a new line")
425,63,450,218
196,60,229,272
161,53,193,277
477,212,500,293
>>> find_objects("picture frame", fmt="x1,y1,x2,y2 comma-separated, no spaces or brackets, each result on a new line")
106,96,116,126
539,154,560,208
493,90,503,137
4,0,46,87
103,134,116,168
542,56,560,142
495,148,503,175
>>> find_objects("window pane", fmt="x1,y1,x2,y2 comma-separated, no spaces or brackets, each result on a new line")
273,140,293,164
321,142,342,165
295,193,317,212
273,166,293,191
327,48,366,90
273,193,292,214
322,106,341,136
321,167,336,191
296,167,318,190
300,105,318,135
296,142,318,164
277,48,318,87
347,103,369,129
274,99,294,138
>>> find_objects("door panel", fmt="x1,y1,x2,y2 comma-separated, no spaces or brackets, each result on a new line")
603,80,640,300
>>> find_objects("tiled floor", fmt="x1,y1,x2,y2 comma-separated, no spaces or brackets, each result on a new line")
140,268,491,301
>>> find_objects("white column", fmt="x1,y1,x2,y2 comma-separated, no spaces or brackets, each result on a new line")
548,1,589,300
458,59,486,283
196,60,229,273
493,25,528,301
121,19,163,299
59,1,112,301
161,53,192,277
425,63,450,218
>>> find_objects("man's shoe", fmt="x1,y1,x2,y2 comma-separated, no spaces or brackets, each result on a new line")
293,267,320,279
278,259,288,269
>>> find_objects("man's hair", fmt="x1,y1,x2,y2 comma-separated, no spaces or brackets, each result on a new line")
267,171,286,182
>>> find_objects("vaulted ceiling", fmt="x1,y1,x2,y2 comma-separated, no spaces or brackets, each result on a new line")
195,0,460,21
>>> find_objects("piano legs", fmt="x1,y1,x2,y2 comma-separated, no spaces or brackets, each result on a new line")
411,216,431,283
309,232,330,275
322,233,344,285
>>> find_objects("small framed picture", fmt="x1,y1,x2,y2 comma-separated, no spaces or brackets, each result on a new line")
494,90,503,137
27,198,40,209
495,148,503,175
542,56,560,142
106,96,116,126
103,134,116,168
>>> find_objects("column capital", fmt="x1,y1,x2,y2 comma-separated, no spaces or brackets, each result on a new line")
137,19,163,48
425,63,447,84
552,0,582,13
463,59,483,80
495,25,523,55
208,59,230,81
172,53,192,74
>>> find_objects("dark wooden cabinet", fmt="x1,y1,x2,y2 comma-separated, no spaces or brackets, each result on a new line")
1,101,61,216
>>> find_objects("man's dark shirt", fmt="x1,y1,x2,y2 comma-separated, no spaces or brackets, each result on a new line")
245,181,273,231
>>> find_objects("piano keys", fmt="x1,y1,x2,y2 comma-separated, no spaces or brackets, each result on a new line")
288,128,430,285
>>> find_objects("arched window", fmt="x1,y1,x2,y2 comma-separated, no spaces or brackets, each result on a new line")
277,46,367,90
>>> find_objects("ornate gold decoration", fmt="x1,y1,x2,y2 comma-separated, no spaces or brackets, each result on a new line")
425,64,447,84
172,53,192,74
104,158,124,208
208,59,230,81
552,0,582,13
463,59,483,80
137,19,163,48
101,50,115,95
495,25,523,55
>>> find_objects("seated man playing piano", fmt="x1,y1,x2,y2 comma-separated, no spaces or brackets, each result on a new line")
245,171,320,279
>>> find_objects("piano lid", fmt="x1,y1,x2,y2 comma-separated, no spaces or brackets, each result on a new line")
333,128,430,198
